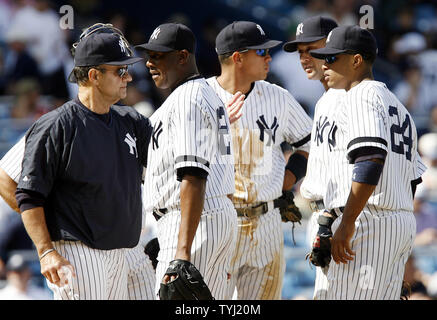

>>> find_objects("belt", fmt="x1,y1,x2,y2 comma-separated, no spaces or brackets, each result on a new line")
309,199,325,212
309,200,344,217
235,201,277,218
153,208,167,221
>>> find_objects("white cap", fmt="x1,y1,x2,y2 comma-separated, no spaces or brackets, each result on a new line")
393,32,426,55
419,133,437,160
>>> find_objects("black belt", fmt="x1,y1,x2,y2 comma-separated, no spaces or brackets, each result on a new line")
153,208,167,221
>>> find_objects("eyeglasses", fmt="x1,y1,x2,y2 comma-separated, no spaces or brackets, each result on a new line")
72,23,133,56
324,55,339,64
95,66,129,78
238,48,269,57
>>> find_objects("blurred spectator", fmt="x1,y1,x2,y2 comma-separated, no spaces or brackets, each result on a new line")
1,26,40,94
429,105,437,133
121,83,156,118
0,252,51,300
7,0,71,102
403,255,433,300
328,0,358,26
0,198,33,280
414,133,437,246
196,16,226,78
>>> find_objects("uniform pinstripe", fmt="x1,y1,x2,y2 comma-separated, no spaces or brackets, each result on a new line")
300,88,346,299
312,80,426,299
143,77,237,300
207,77,312,299
0,136,156,300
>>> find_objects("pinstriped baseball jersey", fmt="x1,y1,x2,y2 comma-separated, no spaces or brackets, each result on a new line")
207,76,311,300
0,135,25,183
323,80,426,211
206,77,312,205
300,88,346,202
143,77,235,213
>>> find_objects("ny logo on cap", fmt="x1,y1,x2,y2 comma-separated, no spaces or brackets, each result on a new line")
326,31,333,43
256,24,265,36
296,23,304,36
150,27,161,40
119,38,128,54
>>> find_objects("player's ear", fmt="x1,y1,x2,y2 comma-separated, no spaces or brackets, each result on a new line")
178,50,190,65
352,54,364,69
88,68,100,84
232,51,243,65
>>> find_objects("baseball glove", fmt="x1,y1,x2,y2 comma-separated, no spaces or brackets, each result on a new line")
144,238,159,270
159,259,214,300
306,214,335,268
274,190,302,224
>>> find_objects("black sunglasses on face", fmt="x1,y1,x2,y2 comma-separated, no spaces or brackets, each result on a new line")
95,66,129,78
324,55,338,64
237,48,269,57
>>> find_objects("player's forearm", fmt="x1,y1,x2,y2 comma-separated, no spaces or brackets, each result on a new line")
20,207,54,257
177,175,206,261
283,150,308,191
0,168,19,212
341,181,376,225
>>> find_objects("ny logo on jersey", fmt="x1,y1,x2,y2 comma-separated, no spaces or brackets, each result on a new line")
150,27,161,40
296,23,304,36
256,115,279,146
124,133,138,158
152,121,163,150
314,116,337,151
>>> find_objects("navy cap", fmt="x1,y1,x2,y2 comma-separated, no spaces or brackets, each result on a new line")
68,32,143,83
215,21,282,55
310,25,378,59
283,16,338,52
135,23,196,53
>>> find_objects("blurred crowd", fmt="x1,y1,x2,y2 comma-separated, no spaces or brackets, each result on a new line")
0,0,437,300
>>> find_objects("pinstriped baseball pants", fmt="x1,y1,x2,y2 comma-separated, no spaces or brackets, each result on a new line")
314,208,416,300
226,209,285,300
155,205,237,300
47,240,128,300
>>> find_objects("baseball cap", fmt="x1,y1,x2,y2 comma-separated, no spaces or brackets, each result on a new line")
419,133,437,160
309,25,378,59
6,253,29,272
215,21,282,55
135,23,196,53
68,32,143,83
283,16,338,52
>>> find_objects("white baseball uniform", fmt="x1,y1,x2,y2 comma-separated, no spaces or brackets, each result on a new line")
143,76,237,300
0,136,156,300
300,88,346,299
308,80,427,300
207,77,312,299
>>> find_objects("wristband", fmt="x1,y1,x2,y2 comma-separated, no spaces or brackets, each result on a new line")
39,248,55,261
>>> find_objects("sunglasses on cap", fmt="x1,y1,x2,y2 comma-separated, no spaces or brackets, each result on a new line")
72,23,133,56
238,48,270,57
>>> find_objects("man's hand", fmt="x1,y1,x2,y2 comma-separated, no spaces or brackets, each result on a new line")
331,219,356,264
226,91,245,124
40,250,76,287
